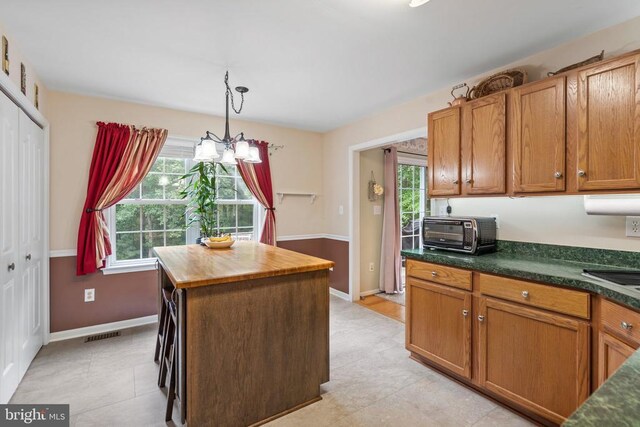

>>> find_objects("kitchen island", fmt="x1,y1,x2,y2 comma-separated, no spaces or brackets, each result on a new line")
154,241,334,426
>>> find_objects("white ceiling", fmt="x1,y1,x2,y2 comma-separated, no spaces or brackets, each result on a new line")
2,0,640,132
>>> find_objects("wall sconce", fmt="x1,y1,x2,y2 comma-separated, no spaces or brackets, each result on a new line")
368,171,384,201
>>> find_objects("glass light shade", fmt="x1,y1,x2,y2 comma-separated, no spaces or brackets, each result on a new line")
201,139,219,160
193,144,207,162
244,146,262,164
221,147,237,165
235,139,249,159
409,0,429,6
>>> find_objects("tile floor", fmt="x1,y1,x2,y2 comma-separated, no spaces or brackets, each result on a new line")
11,296,533,426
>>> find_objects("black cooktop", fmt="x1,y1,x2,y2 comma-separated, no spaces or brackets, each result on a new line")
583,269,640,286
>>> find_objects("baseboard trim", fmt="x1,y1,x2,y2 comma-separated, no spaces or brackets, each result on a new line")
49,315,158,342
360,289,381,297
329,288,350,301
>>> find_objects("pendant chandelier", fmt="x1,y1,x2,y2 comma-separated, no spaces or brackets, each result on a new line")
194,71,261,164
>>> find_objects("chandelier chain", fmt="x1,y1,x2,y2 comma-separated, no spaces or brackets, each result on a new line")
225,72,244,114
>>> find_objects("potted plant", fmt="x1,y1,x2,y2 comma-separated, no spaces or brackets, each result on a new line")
180,161,228,244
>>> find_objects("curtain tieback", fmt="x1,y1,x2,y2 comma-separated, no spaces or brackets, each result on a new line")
266,207,276,211
85,208,103,213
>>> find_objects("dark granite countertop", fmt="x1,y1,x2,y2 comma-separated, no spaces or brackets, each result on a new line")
402,241,640,426
401,241,640,309
564,349,640,426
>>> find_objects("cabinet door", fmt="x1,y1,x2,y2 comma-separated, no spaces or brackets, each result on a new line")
0,91,20,404
477,297,590,424
576,54,640,190
462,93,507,195
406,277,472,379
598,332,636,387
428,108,461,196
512,77,566,193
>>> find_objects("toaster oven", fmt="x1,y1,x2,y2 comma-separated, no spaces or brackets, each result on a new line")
422,216,497,255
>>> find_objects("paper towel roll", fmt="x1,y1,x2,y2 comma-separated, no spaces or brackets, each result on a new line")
584,195,640,216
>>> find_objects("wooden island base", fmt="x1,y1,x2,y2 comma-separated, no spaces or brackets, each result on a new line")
155,242,333,427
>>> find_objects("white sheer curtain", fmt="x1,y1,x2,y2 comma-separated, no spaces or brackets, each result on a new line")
379,147,402,293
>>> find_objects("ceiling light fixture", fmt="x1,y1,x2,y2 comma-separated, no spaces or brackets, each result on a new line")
194,71,261,164
409,0,430,7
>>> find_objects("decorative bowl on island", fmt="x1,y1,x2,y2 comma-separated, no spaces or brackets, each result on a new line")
203,236,235,249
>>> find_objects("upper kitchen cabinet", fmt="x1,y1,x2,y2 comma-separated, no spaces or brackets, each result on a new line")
428,107,461,196
461,93,507,195
511,77,566,193
576,53,640,191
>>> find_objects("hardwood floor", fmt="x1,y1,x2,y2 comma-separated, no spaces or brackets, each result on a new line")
357,295,406,323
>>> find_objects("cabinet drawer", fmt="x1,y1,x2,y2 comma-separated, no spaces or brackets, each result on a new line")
477,274,590,319
406,260,472,290
601,299,640,346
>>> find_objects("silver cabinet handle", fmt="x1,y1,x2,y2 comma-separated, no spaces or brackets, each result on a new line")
25,254,31,261
578,170,586,177
554,172,563,179
462,310,469,317
431,271,437,277
453,179,459,184
522,291,529,299
7,263,15,271
621,321,633,331
465,179,472,184
478,315,485,322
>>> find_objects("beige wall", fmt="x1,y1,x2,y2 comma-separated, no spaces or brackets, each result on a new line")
0,21,47,111
323,16,640,251
48,91,324,251
359,148,384,294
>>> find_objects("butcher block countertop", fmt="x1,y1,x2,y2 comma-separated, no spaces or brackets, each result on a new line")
154,241,334,289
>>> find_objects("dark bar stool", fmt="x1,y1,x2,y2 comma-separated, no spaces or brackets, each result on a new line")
165,295,184,423
153,288,170,364
157,289,175,387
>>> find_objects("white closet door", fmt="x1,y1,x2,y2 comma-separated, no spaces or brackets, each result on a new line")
18,110,43,377
0,91,20,404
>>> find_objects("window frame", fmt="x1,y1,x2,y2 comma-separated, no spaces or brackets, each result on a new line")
102,137,263,275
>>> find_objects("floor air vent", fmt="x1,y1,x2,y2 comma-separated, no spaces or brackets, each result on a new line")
84,331,121,342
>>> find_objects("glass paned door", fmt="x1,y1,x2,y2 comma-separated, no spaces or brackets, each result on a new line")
398,163,429,251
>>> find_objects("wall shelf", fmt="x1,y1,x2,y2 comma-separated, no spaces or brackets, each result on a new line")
276,192,317,204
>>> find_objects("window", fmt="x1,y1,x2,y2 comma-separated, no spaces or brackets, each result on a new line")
398,160,429,251
105,137,261,273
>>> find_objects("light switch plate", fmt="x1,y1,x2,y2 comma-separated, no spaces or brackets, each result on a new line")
626,216,640,238
373,205,382,215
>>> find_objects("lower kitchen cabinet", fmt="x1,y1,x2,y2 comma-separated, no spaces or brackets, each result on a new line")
477,297,590,424
598,332,636,386
406,277,472,379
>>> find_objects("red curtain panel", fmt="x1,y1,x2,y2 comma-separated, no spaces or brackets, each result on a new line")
76,123,167,275
237,141,276,245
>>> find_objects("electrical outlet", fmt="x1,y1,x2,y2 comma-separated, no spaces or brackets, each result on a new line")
438,206,447,216
84,288,95,302
338,205,344,215
490,213,500,229
626,216,640,238
369,262,374,272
